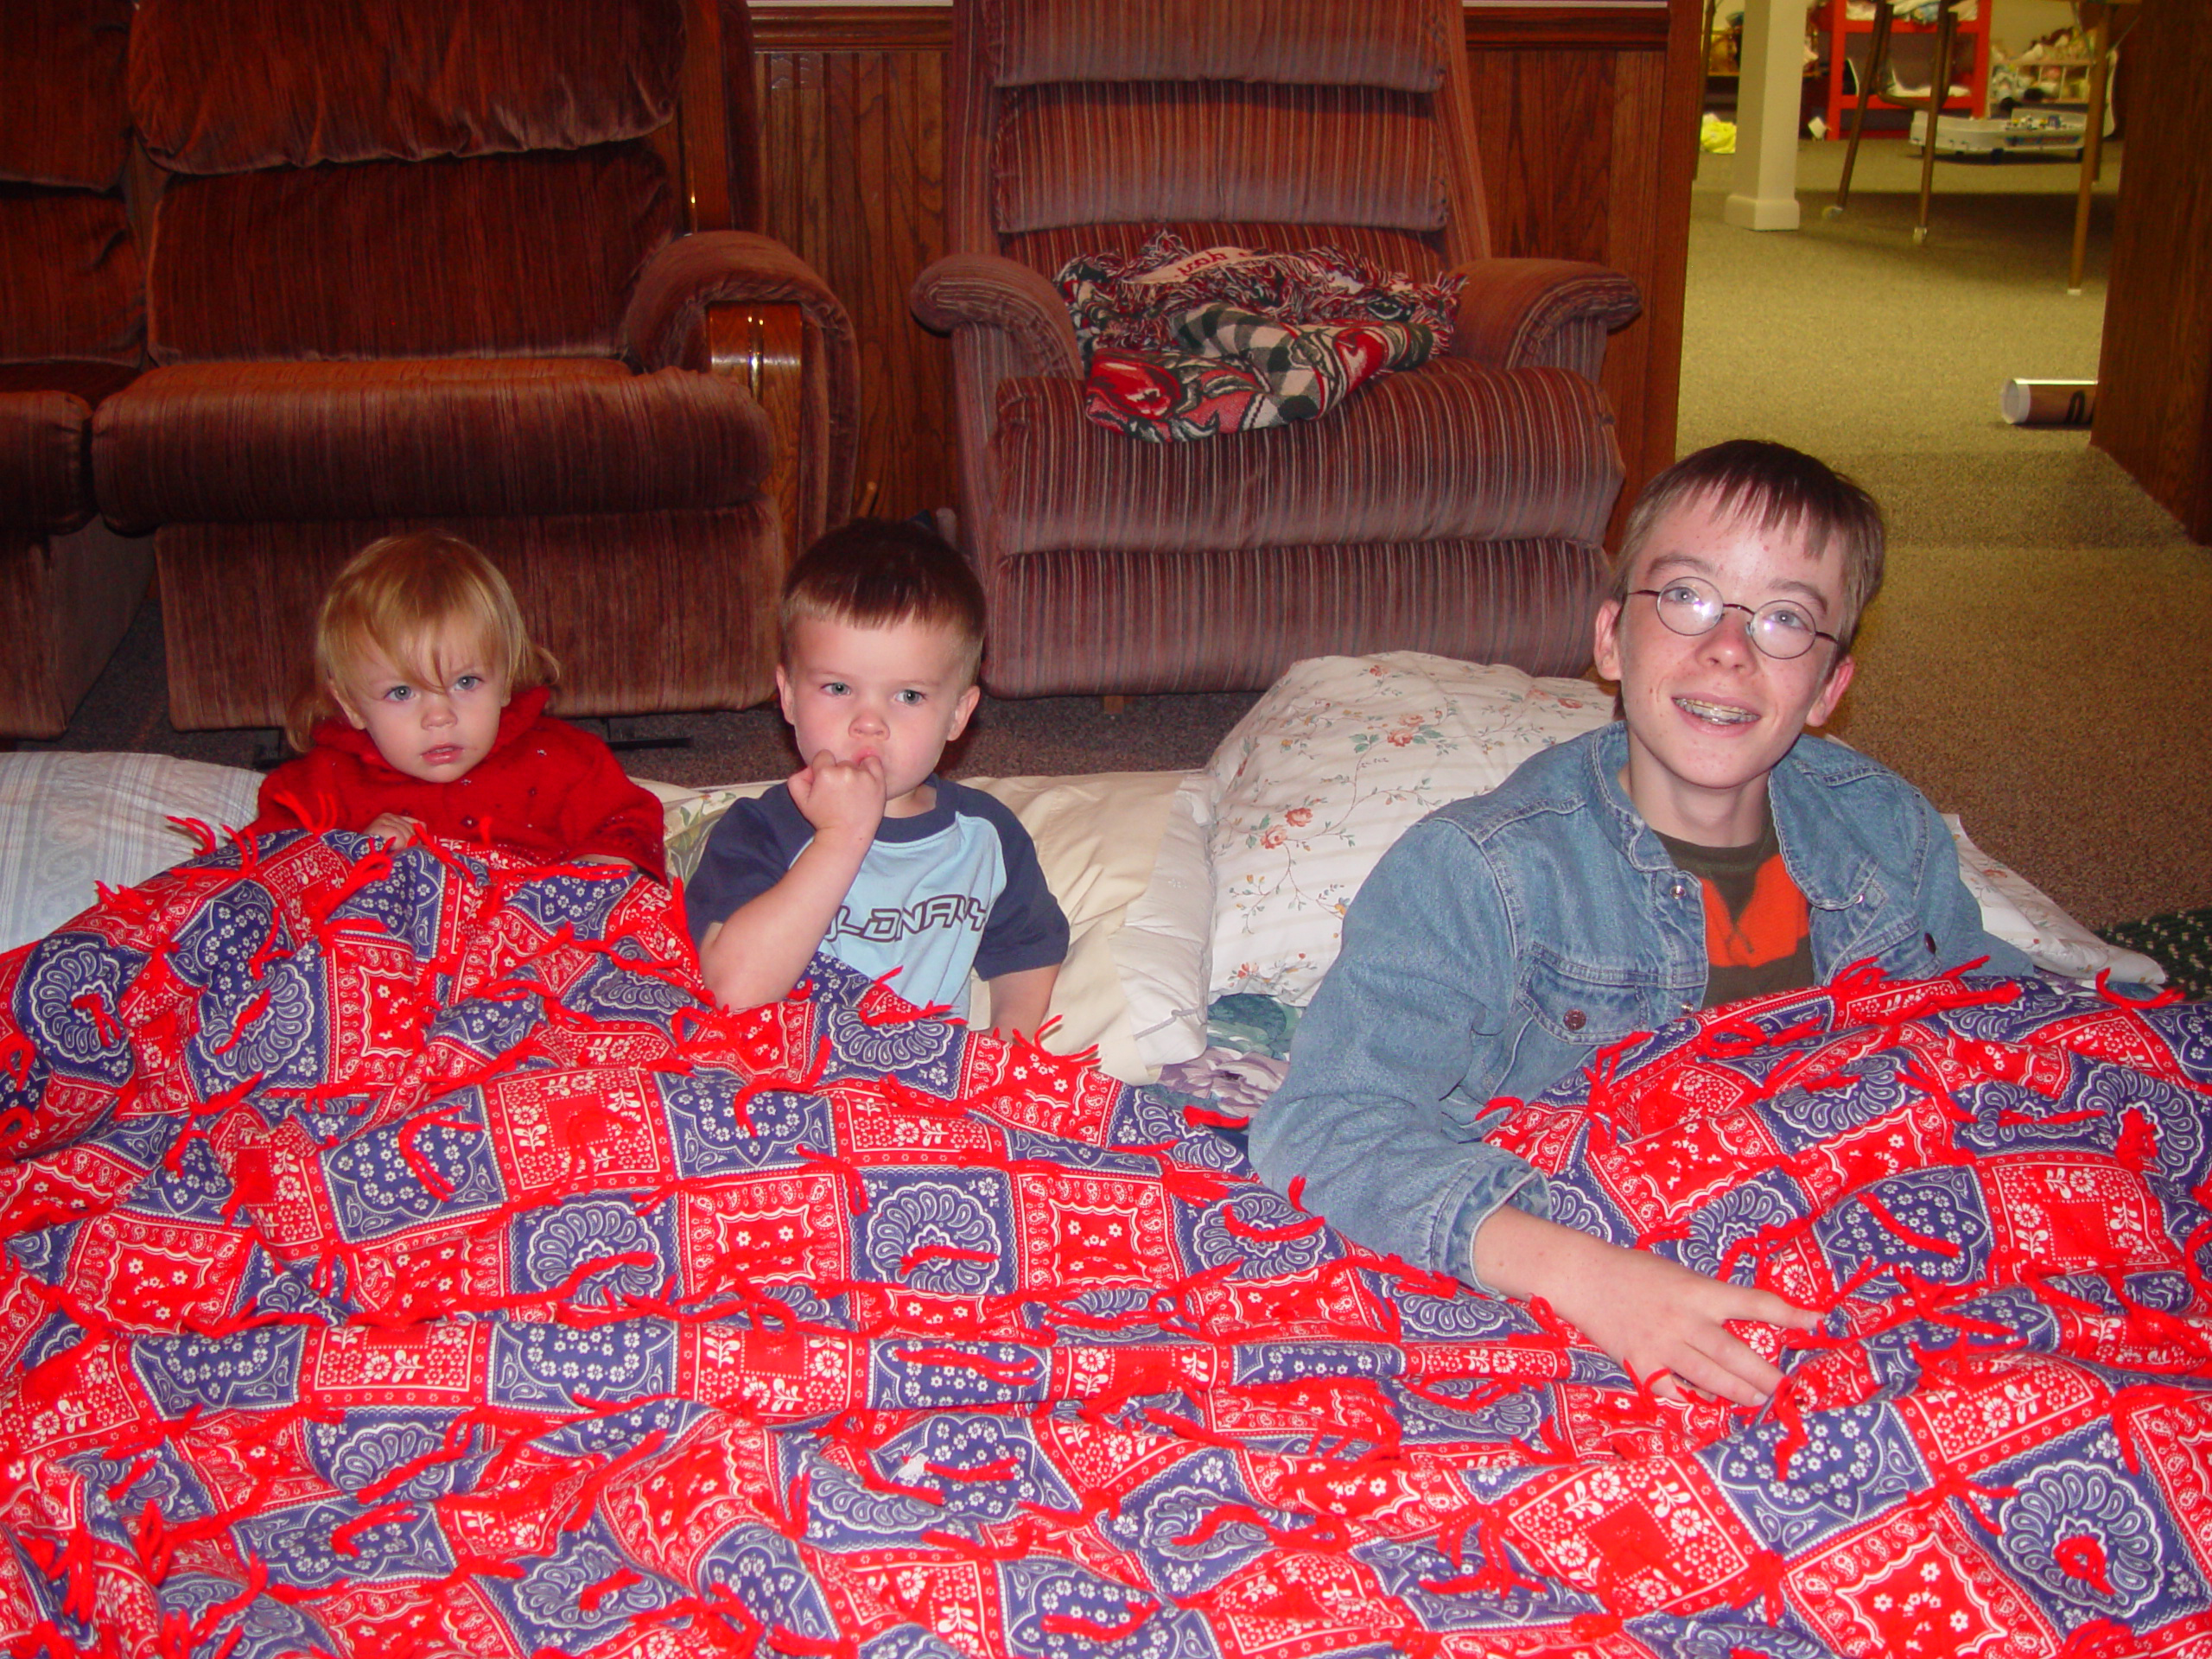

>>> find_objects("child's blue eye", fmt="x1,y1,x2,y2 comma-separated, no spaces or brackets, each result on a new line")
823,681,850,696
383,685,414,703
895,689,925,705
454,674,482,692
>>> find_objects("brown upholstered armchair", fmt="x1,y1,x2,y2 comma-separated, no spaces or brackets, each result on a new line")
911,0,1641,696
92,0,856,731
0,0,152,738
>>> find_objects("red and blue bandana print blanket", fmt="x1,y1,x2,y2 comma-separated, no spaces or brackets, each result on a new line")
1058,232,1463,443
3,830,2211,1658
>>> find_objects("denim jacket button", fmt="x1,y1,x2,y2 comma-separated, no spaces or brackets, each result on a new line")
1564,1008,1586,1031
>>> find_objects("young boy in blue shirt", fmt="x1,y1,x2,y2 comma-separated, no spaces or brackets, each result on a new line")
688,519,1068,1035
1253,441,2031,1409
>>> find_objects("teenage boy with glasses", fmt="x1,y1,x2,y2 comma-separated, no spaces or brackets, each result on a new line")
1252,440,2031,1411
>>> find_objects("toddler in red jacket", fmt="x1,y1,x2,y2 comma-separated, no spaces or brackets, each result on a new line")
247,531,667,880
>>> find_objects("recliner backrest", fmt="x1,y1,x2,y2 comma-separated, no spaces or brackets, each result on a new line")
955,0,1490,273
0,0,142,366
129,0,689,363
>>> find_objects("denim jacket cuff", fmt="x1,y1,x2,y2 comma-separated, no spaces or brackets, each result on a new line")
1446,1168,1553,1297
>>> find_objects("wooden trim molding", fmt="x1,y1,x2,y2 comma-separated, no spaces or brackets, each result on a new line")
749,5,1670,53
748,8,950,49
1463,7,1669,49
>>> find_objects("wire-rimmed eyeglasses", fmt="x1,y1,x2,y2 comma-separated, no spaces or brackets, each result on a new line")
1627,577,1841,661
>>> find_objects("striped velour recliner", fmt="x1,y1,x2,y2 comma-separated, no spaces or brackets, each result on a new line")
0,0,152,739
912,0,1642,696
92,0,856,731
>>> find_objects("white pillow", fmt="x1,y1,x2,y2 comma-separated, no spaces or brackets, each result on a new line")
1206,652,1610,1002
653,771,1206,1083
1205,652,2162,1003
0,753,264,951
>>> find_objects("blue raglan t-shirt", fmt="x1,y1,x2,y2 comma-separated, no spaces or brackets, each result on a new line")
683,777,1069,1019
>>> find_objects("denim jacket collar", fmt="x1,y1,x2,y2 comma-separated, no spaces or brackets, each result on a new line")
1582,721,1875,912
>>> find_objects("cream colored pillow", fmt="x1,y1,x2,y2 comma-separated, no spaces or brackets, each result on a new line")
651,771,1205,1082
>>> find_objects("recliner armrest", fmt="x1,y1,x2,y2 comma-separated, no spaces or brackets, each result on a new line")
1445,258,1642,379
910,254,1084,380
624,232,853,374
622,231,858,549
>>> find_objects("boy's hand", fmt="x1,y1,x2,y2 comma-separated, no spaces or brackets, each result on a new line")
1474,1206,1818,1407
787,752,887,847
364,812,421,848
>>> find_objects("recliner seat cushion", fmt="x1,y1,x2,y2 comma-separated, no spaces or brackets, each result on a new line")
979,537,1611,694
95,359,772,530
130,0,685,173
149,151,674,362
155,505,781,729
986,361,1621,556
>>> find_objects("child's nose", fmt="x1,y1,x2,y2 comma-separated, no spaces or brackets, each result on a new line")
422,695,455,725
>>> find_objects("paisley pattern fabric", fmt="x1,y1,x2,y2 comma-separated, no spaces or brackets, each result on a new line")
1,828,2210,1656
1059,232,1463,442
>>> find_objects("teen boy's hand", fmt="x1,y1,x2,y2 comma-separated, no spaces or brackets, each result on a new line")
1474,1205,1819,1407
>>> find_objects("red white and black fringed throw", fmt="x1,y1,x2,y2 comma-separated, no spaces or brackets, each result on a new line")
2,824,2211,1656
1059,231,1464,442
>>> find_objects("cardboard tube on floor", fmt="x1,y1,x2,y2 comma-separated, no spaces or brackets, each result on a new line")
2001,379,2097,427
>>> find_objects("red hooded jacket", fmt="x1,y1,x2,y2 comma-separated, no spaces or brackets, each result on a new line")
247,687,666,881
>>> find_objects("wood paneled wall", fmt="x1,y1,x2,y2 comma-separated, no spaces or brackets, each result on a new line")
2092,3,2212,543
751,2,1705,532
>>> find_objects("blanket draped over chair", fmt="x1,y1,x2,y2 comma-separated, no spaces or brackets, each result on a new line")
2,832,2209,1656
1059,232,1464,442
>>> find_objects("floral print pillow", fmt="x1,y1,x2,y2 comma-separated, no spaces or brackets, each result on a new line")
1205,653,1611,1004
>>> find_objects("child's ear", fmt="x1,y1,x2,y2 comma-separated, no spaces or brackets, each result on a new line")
774,663,794,723
1807,652,1855,728
946,683,982,743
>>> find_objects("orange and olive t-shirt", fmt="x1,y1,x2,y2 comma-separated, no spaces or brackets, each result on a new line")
1655,817,1815,1009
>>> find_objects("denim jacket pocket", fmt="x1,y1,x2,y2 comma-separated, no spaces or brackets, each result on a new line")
1517,947,1670,1052
1817,872,1919,975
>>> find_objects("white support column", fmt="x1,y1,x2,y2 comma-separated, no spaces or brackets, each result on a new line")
1724,0,1808,231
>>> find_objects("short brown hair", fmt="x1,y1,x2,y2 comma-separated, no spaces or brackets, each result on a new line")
286,531,556,751
781,518,987,685
1609,440,1886,655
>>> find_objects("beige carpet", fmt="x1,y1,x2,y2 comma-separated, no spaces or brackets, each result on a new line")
1681,138,2211,926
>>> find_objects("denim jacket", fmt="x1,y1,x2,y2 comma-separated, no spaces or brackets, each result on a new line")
1249,722,2033,1287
